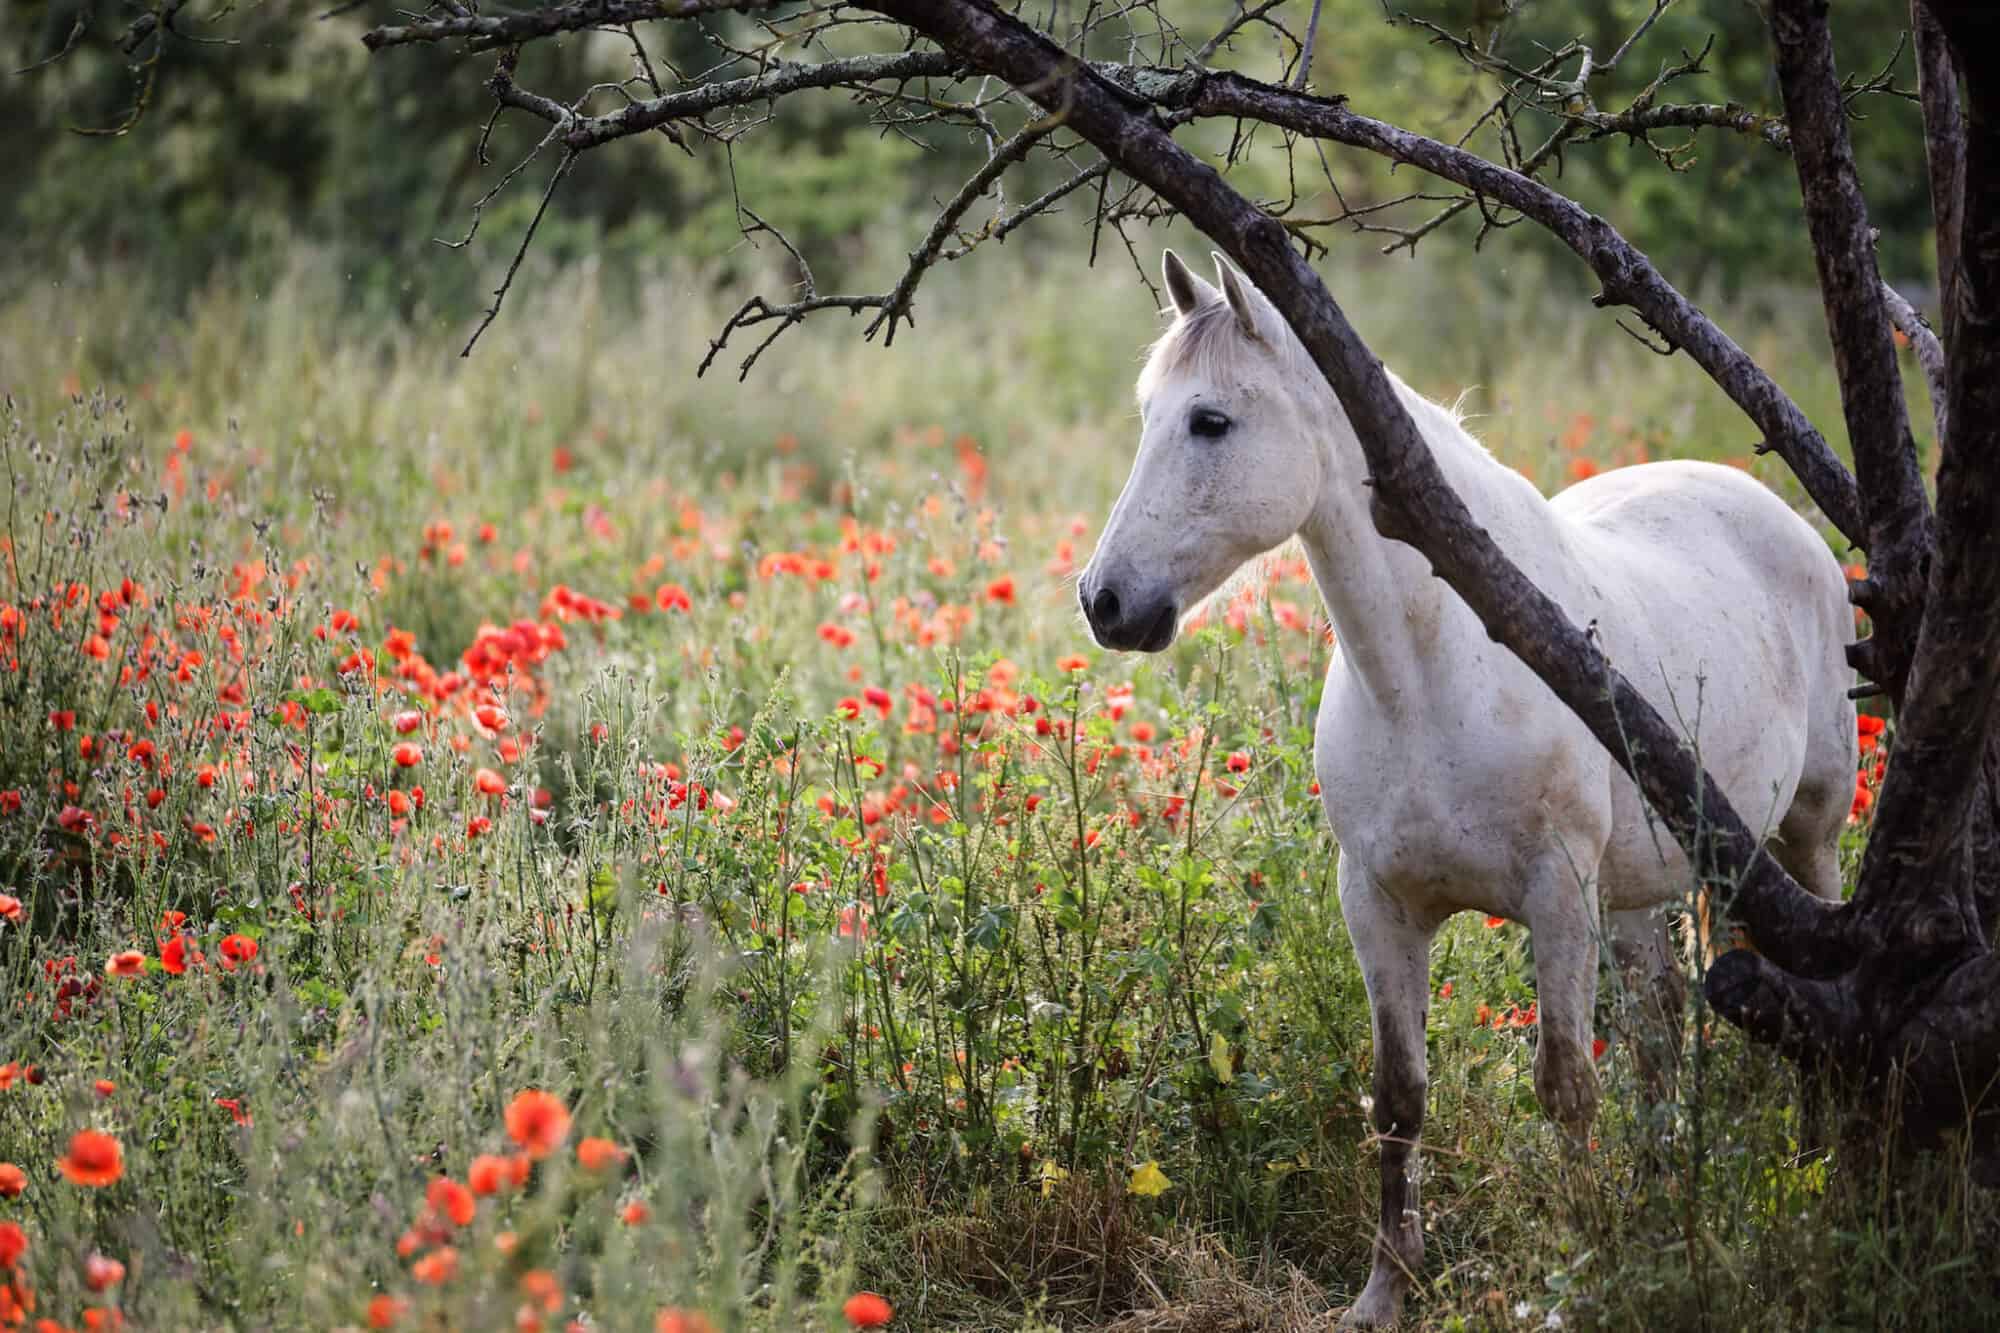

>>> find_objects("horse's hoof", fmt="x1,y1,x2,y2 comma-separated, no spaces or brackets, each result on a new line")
1534,1042,1601,1132
1339,1275,1406,1328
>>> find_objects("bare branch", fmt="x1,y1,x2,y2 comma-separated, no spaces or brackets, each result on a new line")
1292,0,1324,90
1913,2,1965,335
1769,0,1933,704
941,159,1112,259
866,119,1056,344
558,50,959,149
1576,100,1790,153
1882,280,1949,442
463,147,577,358
362,0,776,52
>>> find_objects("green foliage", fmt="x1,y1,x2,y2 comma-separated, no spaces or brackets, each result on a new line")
0,250,1986,1328
1,0,1941,323
1328,0,1936,287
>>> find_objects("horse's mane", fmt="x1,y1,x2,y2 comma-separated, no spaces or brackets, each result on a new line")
1136,298,1321,403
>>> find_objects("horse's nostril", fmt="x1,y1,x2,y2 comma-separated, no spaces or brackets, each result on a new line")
1091,586,1121,627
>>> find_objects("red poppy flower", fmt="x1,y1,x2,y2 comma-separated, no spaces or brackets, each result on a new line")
0,894,21,923
575,1137,626,1171
656,1311,715,1333
0,1220,24,1270
844,1291,894,1327
467,1153,526,1196
160,935,189,975
57,1129,124,1186
518,1268,563,1314
410,1246,459,1285
983,575,1016,605
83,1252,126,1291
105,950,146,979
367,1293,410,1329
393,743,423,768
474,768,506,796
427,1176,477,1228
1224,751,1250,774
0,1163,23,1198
504,1090,571,1160
219,933,258,968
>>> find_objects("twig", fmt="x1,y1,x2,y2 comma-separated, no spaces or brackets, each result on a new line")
865,119,1055,343
462,149,577,358
1292,0,1323,89
1881,281,1948,443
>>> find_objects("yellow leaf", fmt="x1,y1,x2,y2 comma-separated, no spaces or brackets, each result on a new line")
1208,1031,1234,1085
1128,1160,1172,1198
1039,1160,1070,1199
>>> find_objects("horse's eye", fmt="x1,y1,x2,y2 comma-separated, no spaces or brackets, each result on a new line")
1189,408,1231,439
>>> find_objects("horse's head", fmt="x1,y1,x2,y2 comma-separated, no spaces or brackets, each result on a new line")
1079,250,1328,652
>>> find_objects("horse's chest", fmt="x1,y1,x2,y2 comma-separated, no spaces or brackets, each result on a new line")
1311,674,1601,903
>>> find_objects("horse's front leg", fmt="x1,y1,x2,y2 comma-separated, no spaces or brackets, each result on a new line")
1339,854,1437,1329
1524,847,1606,1136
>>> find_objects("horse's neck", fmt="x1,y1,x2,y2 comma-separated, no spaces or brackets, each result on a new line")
1298,386,1559,703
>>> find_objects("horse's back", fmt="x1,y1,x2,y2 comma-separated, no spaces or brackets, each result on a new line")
1553,459,1848,690
1551,459,1853,901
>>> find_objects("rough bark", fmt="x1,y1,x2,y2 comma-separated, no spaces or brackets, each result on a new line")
1914,1,1966,326
1768,0,1933,706
1881,280,1948,442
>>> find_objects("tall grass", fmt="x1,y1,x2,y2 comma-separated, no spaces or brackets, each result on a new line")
0,247,1985,1331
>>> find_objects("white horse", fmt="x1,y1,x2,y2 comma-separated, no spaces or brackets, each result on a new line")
1079,251,1854,1327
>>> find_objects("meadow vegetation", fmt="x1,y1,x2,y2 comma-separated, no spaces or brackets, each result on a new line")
0,248,1991,1331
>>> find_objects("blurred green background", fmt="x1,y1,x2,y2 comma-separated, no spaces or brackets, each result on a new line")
1,0,1938,326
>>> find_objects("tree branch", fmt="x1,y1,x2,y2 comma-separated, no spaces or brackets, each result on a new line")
361,0,775,52
865,119,1057,345
557,50,959,150
1575,100,1790,153
873,0,1846,978
1768,0,1934,705
1913,0,1966,319
1882,280,1948,442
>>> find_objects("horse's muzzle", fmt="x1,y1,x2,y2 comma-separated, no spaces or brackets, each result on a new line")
1080,579,1177,653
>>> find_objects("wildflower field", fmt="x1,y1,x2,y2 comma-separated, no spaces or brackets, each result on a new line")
0,252,1991,1332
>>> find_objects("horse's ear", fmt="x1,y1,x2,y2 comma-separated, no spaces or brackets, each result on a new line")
1161,249,1209,317
1212,252,1266,343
